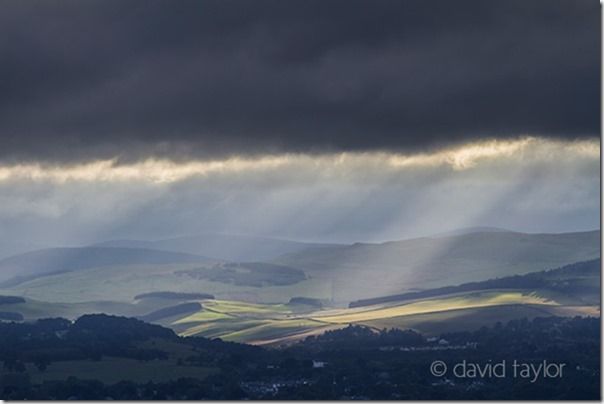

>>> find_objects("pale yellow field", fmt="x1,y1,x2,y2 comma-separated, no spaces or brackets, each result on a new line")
173,308,233,325
199,299,290,315
218,318,324,342
310,291,556,323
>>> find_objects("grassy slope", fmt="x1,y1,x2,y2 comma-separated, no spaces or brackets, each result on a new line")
164,299,335,343
309,290,556,323
358,304,600,335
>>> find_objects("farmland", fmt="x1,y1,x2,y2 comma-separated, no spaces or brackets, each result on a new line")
165,288,597,345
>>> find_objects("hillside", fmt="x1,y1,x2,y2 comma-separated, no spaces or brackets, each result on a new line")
162,258,599,344
275,230,600,301
349,259,600,308
0,257,599,346
96,234,339,262
0,247,213,287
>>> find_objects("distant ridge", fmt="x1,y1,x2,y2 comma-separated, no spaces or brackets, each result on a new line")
95,233,340,261
0,247,213,287
275,230,600,302
431,226,512,238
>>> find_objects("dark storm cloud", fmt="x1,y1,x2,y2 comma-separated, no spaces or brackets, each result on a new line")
0,0,599,162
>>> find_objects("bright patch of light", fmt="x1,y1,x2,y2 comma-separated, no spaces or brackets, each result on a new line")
0,137,597,184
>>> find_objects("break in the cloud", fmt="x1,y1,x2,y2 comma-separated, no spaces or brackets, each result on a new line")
0,0,600,163
0,137,597,183
0,137,598,254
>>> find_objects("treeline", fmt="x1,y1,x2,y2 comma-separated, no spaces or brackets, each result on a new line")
177,262,306,287
299,325,425,350
0,295,25,305
288,297,323,308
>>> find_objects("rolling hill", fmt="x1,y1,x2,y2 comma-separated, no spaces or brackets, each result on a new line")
275,230,600,301
0,257,599,346
95,233,339,262
0,247,214,287
349,259,600,308
166,258,599,344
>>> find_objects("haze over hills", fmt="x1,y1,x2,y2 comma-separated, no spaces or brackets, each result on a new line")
0,257,598,345
0,229,598,306
274,230,600,301
349,258,601,308
95,233,340,262
0,247,213,287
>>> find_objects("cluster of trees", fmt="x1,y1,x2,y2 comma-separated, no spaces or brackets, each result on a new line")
0,296,25,305
0,315,174,365
0,295,26,322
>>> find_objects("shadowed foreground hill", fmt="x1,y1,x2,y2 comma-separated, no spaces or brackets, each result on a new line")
0,314,598,399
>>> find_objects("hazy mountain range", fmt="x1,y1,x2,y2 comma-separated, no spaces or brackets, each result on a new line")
0,228,598,301
94,233,339,262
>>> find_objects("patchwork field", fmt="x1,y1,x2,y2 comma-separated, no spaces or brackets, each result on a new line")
163,289,598,345
0,255,598,347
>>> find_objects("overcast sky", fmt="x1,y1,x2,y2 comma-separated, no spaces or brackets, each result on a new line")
0,0,599,254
